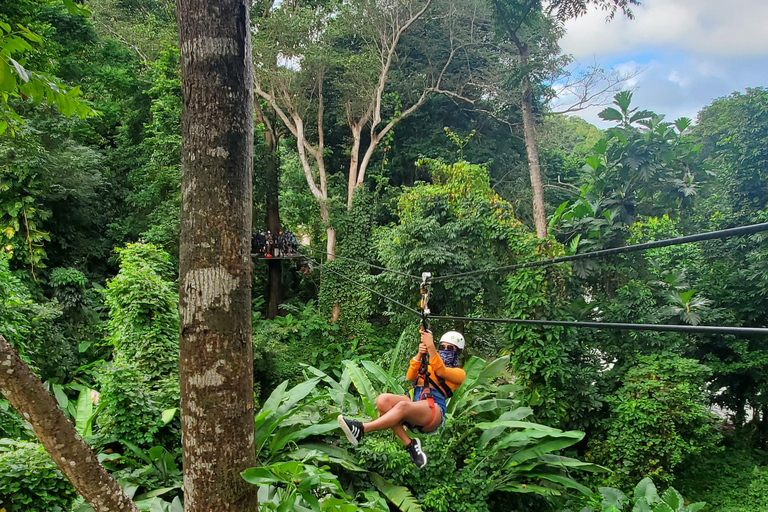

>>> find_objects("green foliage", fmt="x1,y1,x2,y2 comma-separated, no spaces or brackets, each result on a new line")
355,356,599,512
503,257,601,426
694,87,768,221
240,373,404,511
0,439,77,512
565,477,705,512
0,19,97,136
553,92,703,258
244,462,388,512
126,45,182,257
0,112,105,276
0,254,34,351
0,254,83,382
253,301,340,394
49,267,87,308
375,151,538,355
317,189,380,354
0,398,26,440
589,353,721,490
98,243,179,446
674,440,768,512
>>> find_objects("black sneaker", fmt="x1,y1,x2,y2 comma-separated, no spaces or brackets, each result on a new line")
405,438,427,468
338,415,364,446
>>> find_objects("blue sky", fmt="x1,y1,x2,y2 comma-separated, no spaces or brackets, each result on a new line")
556,0,768,127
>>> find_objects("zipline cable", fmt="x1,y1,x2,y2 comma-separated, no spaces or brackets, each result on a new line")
427,314,768,337
298,253,768,337
302,245,423,281
430,222,768,282
299,253,422,316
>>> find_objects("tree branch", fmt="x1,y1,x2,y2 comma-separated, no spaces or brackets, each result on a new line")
0,335,140,512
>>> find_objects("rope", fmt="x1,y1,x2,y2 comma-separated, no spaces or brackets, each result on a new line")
427,314,768,336
429,222,768,282
302,246,423,281
299,253,422,317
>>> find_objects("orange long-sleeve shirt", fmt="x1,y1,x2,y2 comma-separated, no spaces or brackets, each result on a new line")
406,353,466,391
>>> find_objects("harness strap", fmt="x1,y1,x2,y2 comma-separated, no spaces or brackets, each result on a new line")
428,376,454,399
420,388,437,430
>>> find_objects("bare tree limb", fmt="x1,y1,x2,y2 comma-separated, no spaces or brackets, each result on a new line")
547,63,642,115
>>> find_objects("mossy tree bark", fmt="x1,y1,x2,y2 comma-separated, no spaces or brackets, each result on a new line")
176,0,258,510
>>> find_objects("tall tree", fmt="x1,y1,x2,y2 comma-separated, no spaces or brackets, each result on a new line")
256,101,284,319
252,0,486,257
176,0,258,511
489,0,637,238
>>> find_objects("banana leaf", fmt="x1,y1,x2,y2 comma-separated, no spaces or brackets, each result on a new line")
343,360,378,418
370,473,423,512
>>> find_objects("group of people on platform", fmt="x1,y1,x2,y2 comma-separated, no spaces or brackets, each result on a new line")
251,230,299,257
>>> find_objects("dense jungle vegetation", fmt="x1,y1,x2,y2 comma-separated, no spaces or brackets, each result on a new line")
1,0,768,511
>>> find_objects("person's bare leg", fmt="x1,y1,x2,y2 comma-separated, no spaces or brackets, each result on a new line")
375,393,410,415
363,400,435,433
372,394,412,444
391,423,411,445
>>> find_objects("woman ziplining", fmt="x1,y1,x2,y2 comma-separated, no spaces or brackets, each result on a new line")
338,329,466,468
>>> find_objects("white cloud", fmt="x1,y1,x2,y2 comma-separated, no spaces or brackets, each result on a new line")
569,55,768,127
561,0,768,59
556,0,768,127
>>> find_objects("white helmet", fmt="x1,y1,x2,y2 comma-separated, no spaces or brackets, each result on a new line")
439,331,465,350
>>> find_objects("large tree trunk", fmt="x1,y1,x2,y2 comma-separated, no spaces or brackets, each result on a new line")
176,0,258,510
265,146,281,319
519,48,547,238
493,0,547,239
0,336,139,512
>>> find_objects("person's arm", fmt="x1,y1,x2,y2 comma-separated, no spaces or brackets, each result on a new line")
420,329,466,385
420,329,438,359
405,343,428,381
428,354,466,385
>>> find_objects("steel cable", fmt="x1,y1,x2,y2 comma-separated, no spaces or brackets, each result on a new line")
302,245,423,281
299,253,422,316
427,314,768,336
429,222,768,282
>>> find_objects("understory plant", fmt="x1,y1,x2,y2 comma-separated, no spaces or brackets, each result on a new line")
563,477,705,512
0,439,78,512
589,353,720,490
239,374,410,511
349,354,601,512
98,243,180,446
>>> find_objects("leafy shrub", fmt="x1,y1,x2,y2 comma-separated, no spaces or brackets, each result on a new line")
46,266,106,376
0,439,77,512
48,267,89,310
0,255,79,381
564,477,705,512
239,373,406,511
350,356,601,512
0,400,27,440
253,301,340,394
504,261,602,428
674,441,768,512
98,243,179,446
0,255,34,351
589,353,721,490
